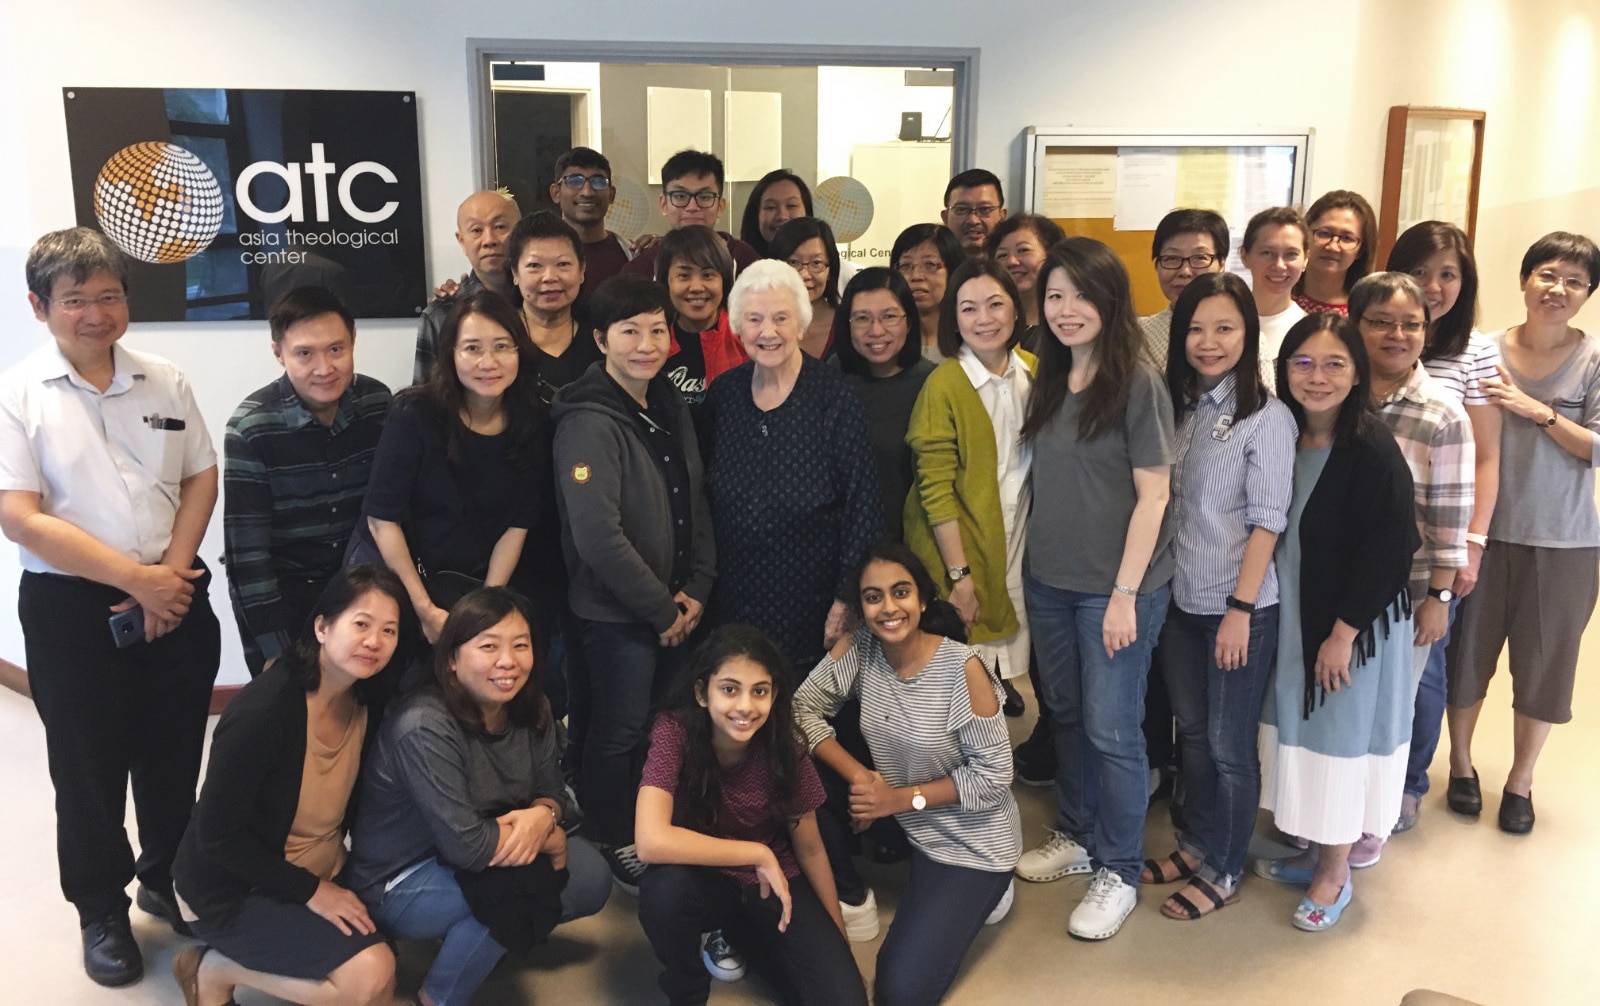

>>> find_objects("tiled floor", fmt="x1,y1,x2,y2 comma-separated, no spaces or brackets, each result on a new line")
1,644,1595,1004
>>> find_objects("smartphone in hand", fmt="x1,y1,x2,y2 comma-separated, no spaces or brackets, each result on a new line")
109,607,144,648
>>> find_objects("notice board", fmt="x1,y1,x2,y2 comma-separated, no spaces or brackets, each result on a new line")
1024,127,1313,316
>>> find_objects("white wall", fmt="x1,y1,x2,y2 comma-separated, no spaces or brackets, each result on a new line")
1,0,1594,680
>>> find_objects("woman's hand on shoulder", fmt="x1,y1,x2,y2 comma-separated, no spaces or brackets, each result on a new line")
828,630,857,662
823,600,854,649
306,880,376,936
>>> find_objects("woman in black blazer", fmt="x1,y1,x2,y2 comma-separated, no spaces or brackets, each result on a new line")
171,565,410,1006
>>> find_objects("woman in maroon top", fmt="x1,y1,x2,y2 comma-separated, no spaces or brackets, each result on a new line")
634,625,866,1006
1293,191,1377,316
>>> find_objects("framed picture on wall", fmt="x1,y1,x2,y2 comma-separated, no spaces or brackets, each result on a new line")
1377,105,1485,268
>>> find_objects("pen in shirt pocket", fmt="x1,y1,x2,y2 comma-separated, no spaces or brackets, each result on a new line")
144,413,187,431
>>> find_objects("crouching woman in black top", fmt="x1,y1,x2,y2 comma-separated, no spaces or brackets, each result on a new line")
171,564,410,1006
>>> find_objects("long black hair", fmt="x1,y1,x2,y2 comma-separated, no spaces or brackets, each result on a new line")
1274,312,1376,446
739,169,813,257
1021,238,1144,443
831,267,923,378
1385,221,1479,361
283,564,412,705
430,586,550,735
1166,271,1266,424
659,626,803,836
850,543,967,644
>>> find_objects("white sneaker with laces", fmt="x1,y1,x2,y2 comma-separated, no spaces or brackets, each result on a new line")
1068,868,1137,940
700,930,745,982
984,879,1014,925
1015,830,1092,882
840,888,880,942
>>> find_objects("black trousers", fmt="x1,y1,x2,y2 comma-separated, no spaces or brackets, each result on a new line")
20,569,220,924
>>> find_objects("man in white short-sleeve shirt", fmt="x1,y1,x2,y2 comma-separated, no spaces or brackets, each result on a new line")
0,228,221,987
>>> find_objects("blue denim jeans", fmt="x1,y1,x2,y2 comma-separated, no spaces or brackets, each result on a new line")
1158,604,1279,886
1406,596,1460,797
1026,575,1170,887
372,838,611,1006
874,848,1011,1005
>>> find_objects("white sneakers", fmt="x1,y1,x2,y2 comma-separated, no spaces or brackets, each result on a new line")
840,888,880,942
1068,868,1137,940
984,879,1015,925
1015,830,1093,882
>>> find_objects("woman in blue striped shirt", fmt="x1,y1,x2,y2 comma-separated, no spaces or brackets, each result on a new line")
1142,272,1296,919
794,543,1021,1005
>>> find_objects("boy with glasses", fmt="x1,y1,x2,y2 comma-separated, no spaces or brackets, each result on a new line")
623,149,760,280
550,146,636,310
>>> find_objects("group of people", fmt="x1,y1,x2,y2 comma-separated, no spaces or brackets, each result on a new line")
2,139,1596,1006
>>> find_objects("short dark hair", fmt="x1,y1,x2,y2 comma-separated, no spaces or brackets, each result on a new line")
937,257,1027,360
282,564,413,704
984,213,1066,258
739,170,813,256
1299,189,1377,294
553,146,611,180
654,226,735,320
432,586,550,735
1242,206,1310,256
891,223,965,276
1274,312,1375,446
1519,231,1600,295
1348,272,1430,332
504,210,585,290
26,227,129,301
660,149,725,191
768,218,842,309
1151,209,1230,261
832,267,923,378
588,275,672,342
268,286,354,343
1166,271,1266,424
944,169,1004,207
1385,221,1479,361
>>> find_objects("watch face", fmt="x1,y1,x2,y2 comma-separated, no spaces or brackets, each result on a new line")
911,792,927,810
1433,588,1454,603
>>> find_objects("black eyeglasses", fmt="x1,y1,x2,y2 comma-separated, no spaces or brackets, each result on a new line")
665,188,721,208
1155,253,1217,270
558,173,611,191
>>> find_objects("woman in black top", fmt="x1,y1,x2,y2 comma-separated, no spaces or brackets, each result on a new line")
171,565,409,1006
507,210,603,402
353,291,550,645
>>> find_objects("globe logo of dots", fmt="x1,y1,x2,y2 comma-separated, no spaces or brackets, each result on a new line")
93,142,225,264
814,176,875,244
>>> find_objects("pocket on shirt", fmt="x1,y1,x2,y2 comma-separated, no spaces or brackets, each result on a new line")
144,423,188,487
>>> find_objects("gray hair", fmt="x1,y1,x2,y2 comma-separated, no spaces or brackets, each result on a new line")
1348,271,1431,326
727,259,813,335
26,227,130,302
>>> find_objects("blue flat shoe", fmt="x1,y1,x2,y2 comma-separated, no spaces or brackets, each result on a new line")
1253,857,1315,885
1291,878,1354,931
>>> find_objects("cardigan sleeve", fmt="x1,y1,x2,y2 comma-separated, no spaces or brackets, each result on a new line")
1332,433,1420,632
906,367,964,527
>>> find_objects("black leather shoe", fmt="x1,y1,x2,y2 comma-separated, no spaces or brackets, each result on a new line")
1001,677,1026,718
136,883,193,937
81,914,143,987
1446,770,1483,816
1499,790,1535,834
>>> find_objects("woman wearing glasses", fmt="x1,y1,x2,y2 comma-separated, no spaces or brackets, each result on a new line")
770,218,843,359
1349,272,1473,864
1293,191,1376,317
351,292,549,647
891,224,965,363
1254,313,1417,932
1138,210,1229,368
1445,232,1600,835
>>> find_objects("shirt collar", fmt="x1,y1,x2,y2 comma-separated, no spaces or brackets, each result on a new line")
36,340,144,395
275,373,354,431
957,344,1021,389
1199,371,1238,409
1379,364,1431,406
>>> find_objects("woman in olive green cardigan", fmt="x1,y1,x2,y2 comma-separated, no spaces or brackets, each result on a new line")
904,258,1037,691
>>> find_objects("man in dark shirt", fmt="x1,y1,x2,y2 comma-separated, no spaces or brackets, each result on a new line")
412,190,520,383
622,149,760,279
551,146,635,311
224,286,391,675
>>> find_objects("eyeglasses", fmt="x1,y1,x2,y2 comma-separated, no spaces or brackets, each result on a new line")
1286,355,1352,376
558,173,610,191
456,341,519,361
665,188,721,208
849,309,907,329
1155,253,1217,271
898,260,945,277
947,203,1001,220
1312,227,1362,248
1360,316,1426,336
52,293,128,313
787,259,829,276
1532,269,1591,292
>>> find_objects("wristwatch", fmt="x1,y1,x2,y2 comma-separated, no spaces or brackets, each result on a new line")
1427,586,1455,603
1540,405,1558,427
947,565,971,583
1465,532,1489,548
910,786,927,812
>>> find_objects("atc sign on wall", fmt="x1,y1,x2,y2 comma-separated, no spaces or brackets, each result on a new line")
64,88,425,322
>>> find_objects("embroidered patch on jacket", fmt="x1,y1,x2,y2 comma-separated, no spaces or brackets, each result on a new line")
571,463,591,484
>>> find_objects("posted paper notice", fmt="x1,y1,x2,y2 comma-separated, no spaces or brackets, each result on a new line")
1114,149,1178,231
1042,150,1116,218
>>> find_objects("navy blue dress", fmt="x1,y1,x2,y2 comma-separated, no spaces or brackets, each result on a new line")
704,355,881,671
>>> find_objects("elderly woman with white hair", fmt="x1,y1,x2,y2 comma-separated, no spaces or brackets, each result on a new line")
704,260,882,674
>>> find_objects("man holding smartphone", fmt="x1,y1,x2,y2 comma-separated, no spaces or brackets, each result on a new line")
0,228,221,987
